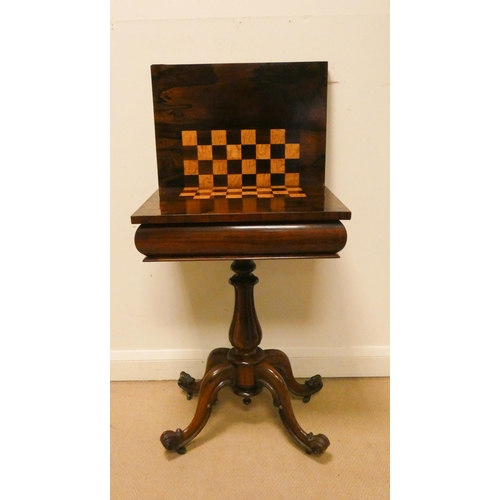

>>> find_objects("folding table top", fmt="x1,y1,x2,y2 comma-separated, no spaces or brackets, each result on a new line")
131,61,350,226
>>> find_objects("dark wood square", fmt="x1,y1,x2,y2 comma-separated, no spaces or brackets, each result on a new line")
242,174,256,186
212,146,227,160
183,146,198,160
226,130,242,145
271,144,285,159
285,159,301,173
213,175,228,187
256,129,271,144
197,130,212,145
271,173,285,185
198,161,213,175
242,145,256,159
228,160,242,174
184,175,198,187
256,159,271,173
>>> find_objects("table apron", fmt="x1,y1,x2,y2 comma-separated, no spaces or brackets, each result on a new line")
134,222,347,260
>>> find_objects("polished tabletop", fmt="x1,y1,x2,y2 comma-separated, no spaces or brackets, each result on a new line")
131,186,351,225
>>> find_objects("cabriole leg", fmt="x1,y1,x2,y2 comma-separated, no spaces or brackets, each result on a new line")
161,362,235,454
178,348,230,398
264,349,324,402
255,362,330,455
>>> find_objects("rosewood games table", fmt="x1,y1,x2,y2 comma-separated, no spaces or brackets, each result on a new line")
131,62,351,455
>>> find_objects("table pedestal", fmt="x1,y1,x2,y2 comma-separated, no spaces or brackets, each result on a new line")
160,259,330,455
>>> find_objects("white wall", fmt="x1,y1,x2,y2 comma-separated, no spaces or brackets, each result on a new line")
110,0,389,380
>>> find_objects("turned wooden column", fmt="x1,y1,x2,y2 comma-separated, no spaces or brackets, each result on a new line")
227,260,265,399
228,259,262,355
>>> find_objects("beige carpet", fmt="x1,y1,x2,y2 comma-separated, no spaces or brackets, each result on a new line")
111,377,389,499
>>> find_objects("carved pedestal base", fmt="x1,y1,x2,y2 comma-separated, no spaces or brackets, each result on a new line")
160,260,330,456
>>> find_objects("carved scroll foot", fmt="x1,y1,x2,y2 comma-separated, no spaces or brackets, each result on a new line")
303,432,330,455
255,362,330,455
160,429,187,455
264,349,324,402
177,372,196,399
177,348,230,398
161,362,235,454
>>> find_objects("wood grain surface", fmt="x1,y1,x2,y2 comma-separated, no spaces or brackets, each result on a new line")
131,186,350,225
150,62,328,189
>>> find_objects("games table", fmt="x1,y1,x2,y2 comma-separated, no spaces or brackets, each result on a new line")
131,62,351,455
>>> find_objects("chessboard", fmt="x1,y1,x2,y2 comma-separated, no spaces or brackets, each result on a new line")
179,128,307,199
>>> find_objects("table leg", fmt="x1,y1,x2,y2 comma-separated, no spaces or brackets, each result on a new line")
255,362,330,455
263,349,324,402
160,362,235,454
178,347,230,399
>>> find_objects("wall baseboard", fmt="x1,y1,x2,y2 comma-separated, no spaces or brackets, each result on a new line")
110,346,389,381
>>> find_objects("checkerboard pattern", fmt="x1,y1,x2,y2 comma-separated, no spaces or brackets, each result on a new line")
180,129,306,199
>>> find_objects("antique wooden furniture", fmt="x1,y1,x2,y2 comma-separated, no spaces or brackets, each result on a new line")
131,62,351,455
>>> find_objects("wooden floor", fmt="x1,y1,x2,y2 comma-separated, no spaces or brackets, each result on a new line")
111,377,389,500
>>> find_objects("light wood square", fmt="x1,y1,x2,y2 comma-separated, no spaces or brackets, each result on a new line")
285,143,300,159
228,174,242,187
270,129,286,144
199,175,214,188
241,129,256,144
182,130,197,146
257,174,271,187
271,159,285,173
285,173,300,186
226,145,242,160
197,145,213,160
183,160,198,175
211,130,227,145
213,160,228,175
256,144,270,159
242,160,256,174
